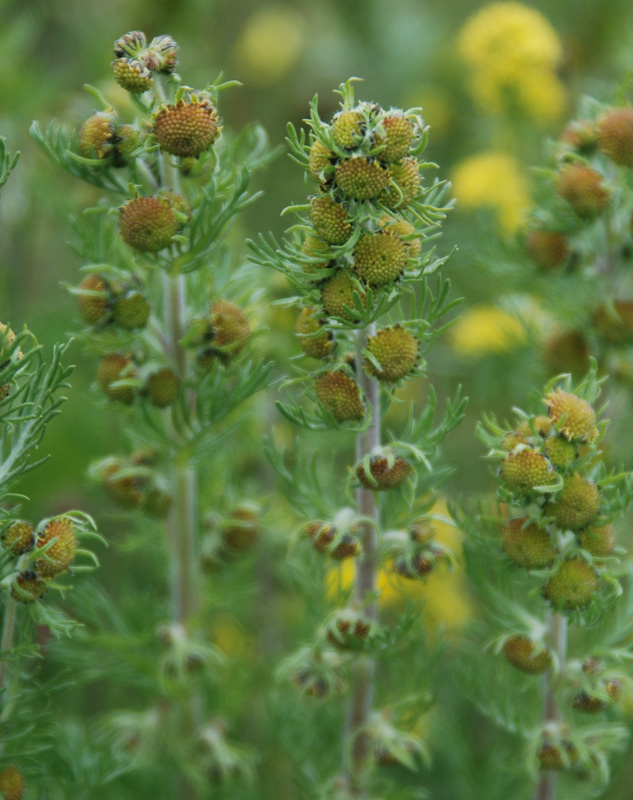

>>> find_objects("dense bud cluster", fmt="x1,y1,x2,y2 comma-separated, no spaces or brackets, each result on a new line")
476,369,633,786
111,31,178,92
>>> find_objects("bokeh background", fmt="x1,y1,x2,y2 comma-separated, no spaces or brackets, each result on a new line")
3,0,633,796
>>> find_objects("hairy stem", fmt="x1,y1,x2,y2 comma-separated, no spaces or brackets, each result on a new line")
155,76,201,800
535,611,568,800
344,324,380,796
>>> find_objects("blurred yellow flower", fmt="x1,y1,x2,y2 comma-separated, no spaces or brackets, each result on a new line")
211,613,251,657
449,305,527,356
326,500,472,634
233,7,306,86
452,151,530,233
457,2,565,122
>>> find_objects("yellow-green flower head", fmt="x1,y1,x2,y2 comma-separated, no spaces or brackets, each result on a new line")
458,3,565,121
545,388,598,442
503,635,553,673
335,156,389,201
308,139,334,182
380,158,421,209
352,231,408,287
500,517,556,568
296,307,335,359
0,765,26,800
35,517,77,579
314,370,365,422
310,194,352,245
320,270,365,321
452,152,530,233
365,325,419,382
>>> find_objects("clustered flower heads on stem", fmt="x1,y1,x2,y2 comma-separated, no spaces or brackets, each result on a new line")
254,78,465,797
1,313,102,796
462,362,633,792
32,29,274,794
493,85,633,385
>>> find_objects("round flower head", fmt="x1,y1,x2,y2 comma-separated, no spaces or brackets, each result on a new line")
112,58,153,93
309,139,334,182
503,635,553,674
331,110,366,150
546,473,601,531
78,112,116,159
598,107,633,167
556,164,610,219
314,370,365,422
35,517,77,578
320,270,365,321
365,326,419,382
296,308,335,359
310,195,352,244
154,96,219,157
380,158,421,209
545,388,598,442
355,454,413,491
352,231,408,286
500,517,556,568
0,765,26,800
335,157,389,200
119,195,181,252
375,113,415,163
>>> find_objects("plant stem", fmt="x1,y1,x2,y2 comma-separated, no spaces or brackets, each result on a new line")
344,324,380,796
154,75,201,799
534,611,568,800
0,595,17,699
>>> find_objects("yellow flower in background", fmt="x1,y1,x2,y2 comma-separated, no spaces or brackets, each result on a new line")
457,2,565,122
515,70,567,123
452,151,530,233
211,613,252,657
233,6,306,86
326,500,472,635
458,3,562,71
449,305,527,356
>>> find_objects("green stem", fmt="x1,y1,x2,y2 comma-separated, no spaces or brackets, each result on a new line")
344,324,380,797
0,595,17,699
167,462,199,625
535,612,568,800
154,75,201,800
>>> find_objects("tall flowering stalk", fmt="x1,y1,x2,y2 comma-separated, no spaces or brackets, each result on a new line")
460,365,633,798
252,79,464,798
32,32,273,797
1,259,101,796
